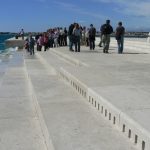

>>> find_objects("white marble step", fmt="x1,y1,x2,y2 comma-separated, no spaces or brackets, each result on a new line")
36,46,150,150
110,42,150,50
0,52,47,150
24,52,138,150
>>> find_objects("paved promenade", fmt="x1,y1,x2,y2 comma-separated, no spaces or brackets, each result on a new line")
0,38,150,150
0,52,47,150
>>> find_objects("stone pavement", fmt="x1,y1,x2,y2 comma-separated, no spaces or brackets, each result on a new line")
24,51,138,150
0,52,47,150
33,37,150,150
0,37,150,150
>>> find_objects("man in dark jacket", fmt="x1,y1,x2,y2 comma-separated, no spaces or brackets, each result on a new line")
68,23,75,51
115,22,125,54
89,24,96,50
101,20,113,53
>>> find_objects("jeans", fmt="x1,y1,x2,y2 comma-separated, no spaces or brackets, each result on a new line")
74,36,80,52
69,35,74,50
30,45,34,55
117,36,124,53
102,34,110,52
89,39,95,50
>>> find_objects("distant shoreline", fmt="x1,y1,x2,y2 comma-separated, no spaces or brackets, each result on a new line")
0,32,149,38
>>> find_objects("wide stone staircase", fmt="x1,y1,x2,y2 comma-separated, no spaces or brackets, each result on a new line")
24,37,150,150
100,38,150,54
0,52,47,150
24,50,139,150
24,38,150,150
1,37,150,150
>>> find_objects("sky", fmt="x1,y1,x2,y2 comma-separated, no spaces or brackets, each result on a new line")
0,0,150,32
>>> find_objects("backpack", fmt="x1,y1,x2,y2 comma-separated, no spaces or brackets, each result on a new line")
89,28,96,40
115,26,125,40
73,29,81,37
101,24,113,34
89,27,96,37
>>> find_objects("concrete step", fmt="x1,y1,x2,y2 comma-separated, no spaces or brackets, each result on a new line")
0,51,15,87
110,42,150,53
24,52,138,150
95,37,150,53
36,46,150,150
95,37,148,45
111,41,150,48
0,52,47,150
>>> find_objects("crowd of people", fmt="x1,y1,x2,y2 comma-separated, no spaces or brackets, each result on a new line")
24,27,68,55
24,19,125,55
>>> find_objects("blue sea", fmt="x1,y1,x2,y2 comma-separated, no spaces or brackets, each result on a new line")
0,34,17,67
0,34,15,53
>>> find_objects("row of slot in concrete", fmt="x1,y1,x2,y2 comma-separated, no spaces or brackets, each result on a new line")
59,68,149,150
36,51,149,150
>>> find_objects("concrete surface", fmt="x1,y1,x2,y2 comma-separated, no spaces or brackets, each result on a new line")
24,52,138,150
0,52,47,150
1,37,150,150
5,37,25,49
34,37,150,150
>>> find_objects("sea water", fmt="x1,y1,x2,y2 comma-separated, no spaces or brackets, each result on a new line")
0,34,16,52
0,34,16,58
0,34,16,76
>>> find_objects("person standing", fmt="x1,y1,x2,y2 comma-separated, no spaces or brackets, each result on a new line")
82,26,86,46
29,35,35,55
115,22,125,54
43,33,49,51
89,24,96,50
64,27,68,46
59,28,64,46
68,23,75,51
20,29,24,40
24,38,29,52
98,28,103,47
101,20,113,53
73,23,81,52
37,34,43,51
85,28,89,46
35,33,40,51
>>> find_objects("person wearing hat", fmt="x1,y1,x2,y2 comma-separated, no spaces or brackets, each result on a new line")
89,24,96,50
115,22,125,54
100,20,113,53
